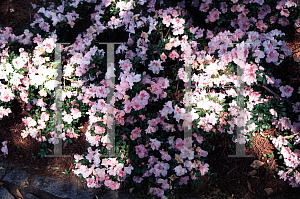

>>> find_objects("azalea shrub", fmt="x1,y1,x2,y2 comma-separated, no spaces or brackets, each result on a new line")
1,0,300,198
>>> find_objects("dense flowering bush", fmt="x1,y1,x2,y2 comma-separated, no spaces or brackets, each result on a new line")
1,0,300,198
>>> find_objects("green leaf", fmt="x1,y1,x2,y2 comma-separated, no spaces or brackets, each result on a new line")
209,178,217,184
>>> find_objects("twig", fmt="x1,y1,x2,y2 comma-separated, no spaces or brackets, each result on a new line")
219,162,229,169
164,27,171,39
226,165,239,176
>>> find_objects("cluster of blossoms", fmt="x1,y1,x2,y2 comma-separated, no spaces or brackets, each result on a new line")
0,0,300,198
271,135,300,187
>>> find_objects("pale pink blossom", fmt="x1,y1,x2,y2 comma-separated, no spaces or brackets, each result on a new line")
272,117,292,131
148,59,163,74
270,135,288,148
150,138,161,150
199,3,209,12
44,80,59,91
199,163,209,176
280,8,290,17
133,176,143,183
131,127,142,139
278,17,289,26
22,117,37,127
207,8,220,22
159,150,171,161
293,102,300,113
94,125,105,134
174,165,187,176
63,113,73,124
266,48,279,63
135,144,148,158
0,88,15,102
291,122,300,134
40,112,50,121
12,57,26,70
270,109,278,118
1,141,8,155
180,146,194,160
39,21,50,32
71,108,81,119
220,2,227,13
169,50,179,60
279,85,294,98
0,107,11,119
179,176,189,185
152,161,169,177
43,37,56,53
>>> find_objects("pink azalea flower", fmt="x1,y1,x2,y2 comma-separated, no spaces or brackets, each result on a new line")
196,147,208,157
256,20,268,32
40,112,50,121
42,37,56,53
179,176,189,185
199,3,209,12
207,8,220,22
133,176,143,183
63,113,73,124
279,85,294,98
292,122,300,134
124,165,133,175
94,125,105,134
174,165,187,176
266,48,279,63
86,177,96,188
71,108,81,120
157,178,170,190
148,59,163,74
39,21,50,32
162,14,171,27
131,127,142,139
270,15,278,24
1,141,8,155
278,17,289,26
272,117,292,131
159,150,171,161
220,2,227,13
199,163,209,176
169,50,179,60
270,135,288,148
280,8,290,17
153,161,169,177
150,138,161,150
149,187,164,197
135,144,148,158
22,117,37,127
180,146,194,160
0,107,11,119
118,59,132,73
79,164,94,178
243,70,256,86
104,180,120,190
12,57,26,70
175,138,184,151
293,102,300,113
0,88,15,102
206,30,214,39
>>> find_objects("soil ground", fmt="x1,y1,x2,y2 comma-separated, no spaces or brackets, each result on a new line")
1,0,300,198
